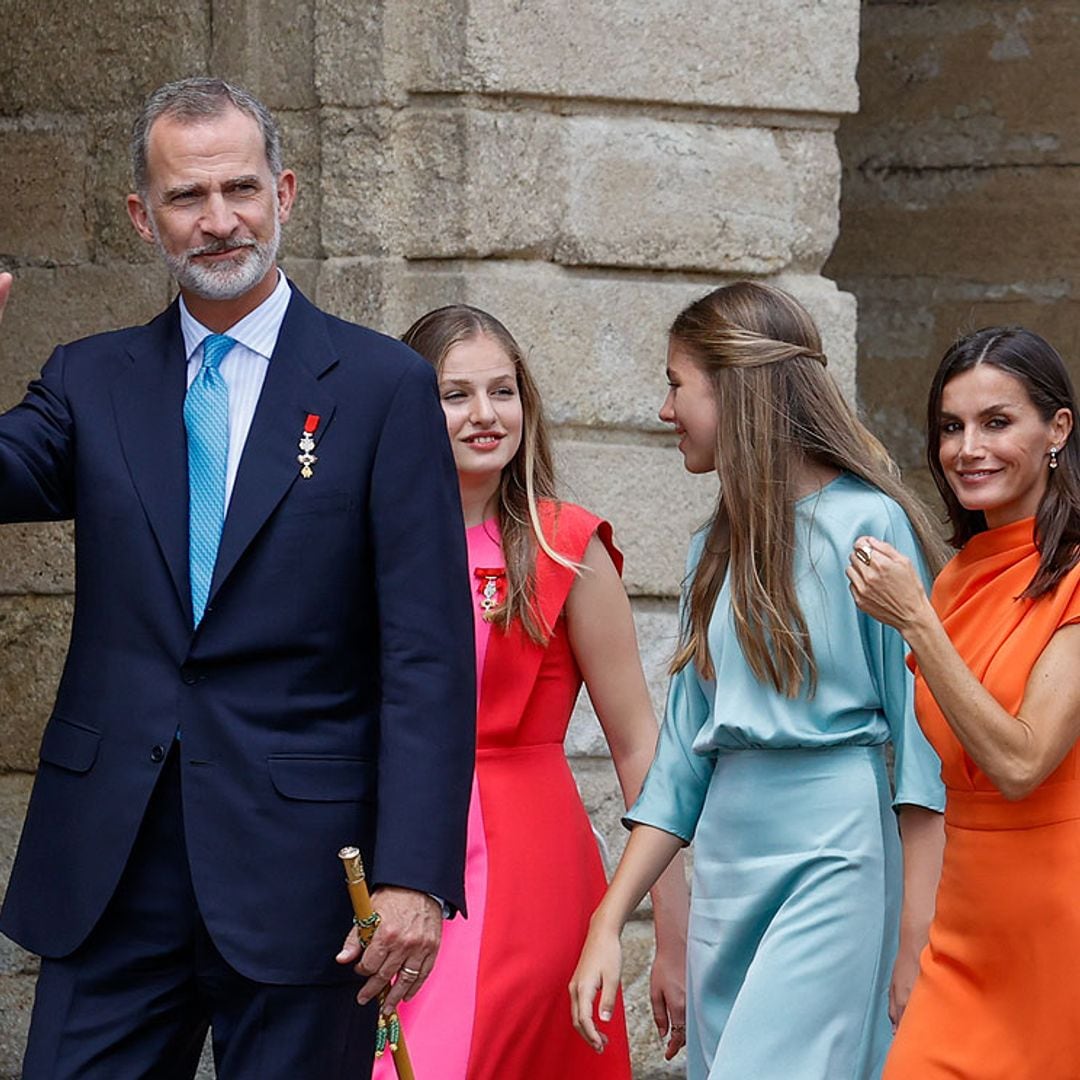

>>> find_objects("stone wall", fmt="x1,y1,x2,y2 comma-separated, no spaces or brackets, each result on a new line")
0,2,860,1075
828,0,1080,501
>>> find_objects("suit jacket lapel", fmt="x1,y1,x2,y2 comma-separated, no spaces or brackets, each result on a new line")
208,289,337,607
111,302,192,621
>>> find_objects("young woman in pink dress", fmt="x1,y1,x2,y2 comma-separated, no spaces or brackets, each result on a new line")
371,304,689,1079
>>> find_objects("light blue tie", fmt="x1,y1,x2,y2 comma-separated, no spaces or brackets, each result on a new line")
185,333,234,626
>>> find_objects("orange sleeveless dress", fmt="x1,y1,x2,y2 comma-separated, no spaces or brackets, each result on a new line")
884,517,1080,1079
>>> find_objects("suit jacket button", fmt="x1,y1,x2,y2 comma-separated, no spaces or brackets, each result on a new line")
150,744,166,763
180,665,197,685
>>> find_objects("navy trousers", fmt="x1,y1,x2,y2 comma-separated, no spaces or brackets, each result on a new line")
21,748,377,1080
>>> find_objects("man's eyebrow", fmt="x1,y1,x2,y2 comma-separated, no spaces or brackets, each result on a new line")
161,182,202,200
223,175,262,189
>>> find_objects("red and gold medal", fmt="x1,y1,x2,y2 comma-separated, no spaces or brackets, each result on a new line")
298,413,320,479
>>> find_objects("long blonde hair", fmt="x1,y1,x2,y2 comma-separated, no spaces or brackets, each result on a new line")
670,281,946,694
402,305,574,643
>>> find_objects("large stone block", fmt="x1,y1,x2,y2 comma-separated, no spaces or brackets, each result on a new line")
0,973,35,1079
0,122,90,265
86,110,161,265
554,117,797,274
0,1,208,116
211,0,317,110
320,109,401,257
848,2,1080,171
831,164,1080,286
0,775,35,975
342,107,838,276
0,523,74,597
572,754,631,875
0,595,73,773
567,600,680,757
775,129,843,274
0,265,173,408
842,276,1080,470
318,259,857,428
553,437,716,598
277,112,323,261
314,0,396,107
404,0,859,115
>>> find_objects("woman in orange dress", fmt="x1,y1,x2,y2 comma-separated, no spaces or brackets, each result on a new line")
847,326,1080,1078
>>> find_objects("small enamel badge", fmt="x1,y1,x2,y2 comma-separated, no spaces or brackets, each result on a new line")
297,413,320,478
474,566,506,621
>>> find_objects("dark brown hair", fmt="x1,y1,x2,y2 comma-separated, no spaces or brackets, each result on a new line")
927,326,1080,597
402,305,571,643
671,281,946,694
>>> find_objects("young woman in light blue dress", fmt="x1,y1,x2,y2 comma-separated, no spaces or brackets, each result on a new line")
571,281,947,1079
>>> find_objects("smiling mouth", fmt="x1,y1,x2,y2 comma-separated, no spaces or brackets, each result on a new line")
956,469,1000,479
465,434,504,445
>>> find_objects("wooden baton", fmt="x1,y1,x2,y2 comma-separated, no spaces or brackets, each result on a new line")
338,846,416,1080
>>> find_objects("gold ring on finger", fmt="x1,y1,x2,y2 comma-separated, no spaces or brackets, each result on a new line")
854,544,873,566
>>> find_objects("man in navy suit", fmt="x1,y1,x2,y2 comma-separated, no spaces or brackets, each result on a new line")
0,78,474,1078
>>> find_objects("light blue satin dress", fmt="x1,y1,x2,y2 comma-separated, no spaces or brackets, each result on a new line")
627,474,945,1080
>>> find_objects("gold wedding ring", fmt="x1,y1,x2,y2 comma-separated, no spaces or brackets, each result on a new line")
854,544,873,566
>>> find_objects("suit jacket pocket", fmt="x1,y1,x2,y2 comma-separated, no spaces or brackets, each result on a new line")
267,754,376,802
39,716,101,774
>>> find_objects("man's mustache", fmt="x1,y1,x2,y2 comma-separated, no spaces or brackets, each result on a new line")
188,238,258,257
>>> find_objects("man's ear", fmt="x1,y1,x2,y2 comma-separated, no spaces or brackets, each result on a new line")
276,169,297,225
126,193,156,246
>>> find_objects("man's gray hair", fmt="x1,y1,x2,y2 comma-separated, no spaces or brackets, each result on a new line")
131,77,284,196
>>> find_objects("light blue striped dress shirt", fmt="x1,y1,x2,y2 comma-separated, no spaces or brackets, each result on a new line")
179,270,292,506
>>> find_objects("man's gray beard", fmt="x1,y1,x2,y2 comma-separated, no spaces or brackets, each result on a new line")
152,215,280,301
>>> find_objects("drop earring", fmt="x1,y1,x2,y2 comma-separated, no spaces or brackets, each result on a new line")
1050,446,1060,470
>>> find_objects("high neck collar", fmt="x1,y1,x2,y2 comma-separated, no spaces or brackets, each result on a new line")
961,515,1036,560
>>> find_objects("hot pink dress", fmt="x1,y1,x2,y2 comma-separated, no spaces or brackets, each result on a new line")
374,501,632,1079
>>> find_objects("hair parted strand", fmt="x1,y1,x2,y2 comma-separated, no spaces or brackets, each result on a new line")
927,325,1080,597
402,305,579,644
669,280,947,696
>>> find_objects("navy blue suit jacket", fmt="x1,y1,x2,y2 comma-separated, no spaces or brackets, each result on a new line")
0,286,475,984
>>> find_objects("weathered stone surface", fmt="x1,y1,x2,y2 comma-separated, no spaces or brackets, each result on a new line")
314,0,396,107
621,918,684,1078
0,265,173,408
0,595,73,773
555,117,796,274
0,523,74,597
87,110,161,265
277,111,323,261
338,108,838,276
0,1,209,116
406,0,859,114
839,275,1080,472
0,776,35,974
573,754,632,876
211,0,317,110
320,109,401,257
0,123,90,265
396,108,562,262
553,437,716,598
776,129,844,273
0,973,35,1079
567,600,679,757
832,164,1080,285
845,2,1080,171
319,259,858,427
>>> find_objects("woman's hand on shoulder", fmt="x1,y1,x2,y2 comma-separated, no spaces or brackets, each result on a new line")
846,536,934,634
